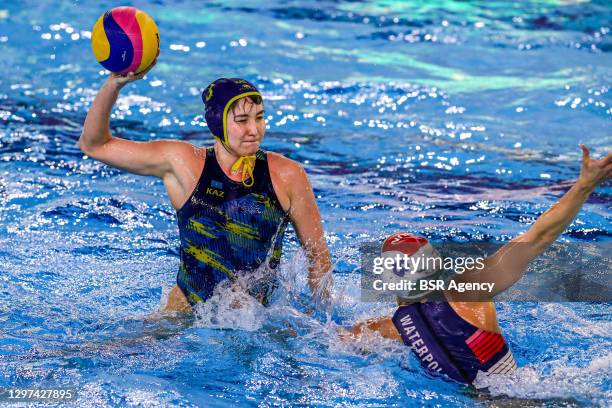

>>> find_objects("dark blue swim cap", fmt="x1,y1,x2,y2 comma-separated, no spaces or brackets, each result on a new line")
202,78,262,146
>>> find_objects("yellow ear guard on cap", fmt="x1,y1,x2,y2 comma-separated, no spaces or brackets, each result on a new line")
223,91,260,188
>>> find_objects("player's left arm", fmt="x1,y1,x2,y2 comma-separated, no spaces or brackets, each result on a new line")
285,161,333,299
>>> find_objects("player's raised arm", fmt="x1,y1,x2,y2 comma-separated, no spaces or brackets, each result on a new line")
454,145,611,297
79,55,189,179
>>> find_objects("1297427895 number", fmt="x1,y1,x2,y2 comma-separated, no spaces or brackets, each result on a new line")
0,388,77,401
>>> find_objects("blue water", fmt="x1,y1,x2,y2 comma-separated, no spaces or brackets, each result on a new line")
1,0,611,406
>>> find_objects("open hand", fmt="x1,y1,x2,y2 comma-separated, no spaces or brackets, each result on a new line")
578,144,612,191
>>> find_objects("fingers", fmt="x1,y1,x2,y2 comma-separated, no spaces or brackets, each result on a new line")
580,144,590,162
590,150,611,167
134,58,157,79
131,69,148,81
134,70,149,80
113,48,159,82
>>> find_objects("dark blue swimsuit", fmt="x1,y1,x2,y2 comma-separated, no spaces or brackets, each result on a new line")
176,147,289,304
393,302,517,383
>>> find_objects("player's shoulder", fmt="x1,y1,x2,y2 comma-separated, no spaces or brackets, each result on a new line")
266,151,304,176
265,151,310,197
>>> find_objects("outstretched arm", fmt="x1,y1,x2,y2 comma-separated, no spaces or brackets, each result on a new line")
455,145,611,297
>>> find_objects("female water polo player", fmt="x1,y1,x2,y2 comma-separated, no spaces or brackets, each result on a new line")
346,146,611,383
79,65,331,312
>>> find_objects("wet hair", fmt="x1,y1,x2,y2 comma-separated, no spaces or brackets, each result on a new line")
228,94,263,116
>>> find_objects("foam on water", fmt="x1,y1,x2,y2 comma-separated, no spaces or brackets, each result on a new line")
475,353,612,403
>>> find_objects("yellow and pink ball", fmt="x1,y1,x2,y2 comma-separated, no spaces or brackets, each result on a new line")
91,6,159,74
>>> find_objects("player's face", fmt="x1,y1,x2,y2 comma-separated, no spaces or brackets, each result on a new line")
226,98,265,156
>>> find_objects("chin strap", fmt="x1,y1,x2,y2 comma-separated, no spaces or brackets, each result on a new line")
230,154,256,188
215,137,257,188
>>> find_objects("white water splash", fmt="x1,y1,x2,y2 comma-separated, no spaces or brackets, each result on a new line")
474,353,612,405
191,280,268,331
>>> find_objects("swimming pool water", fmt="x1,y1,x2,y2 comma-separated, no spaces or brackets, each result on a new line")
0,1,610,406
